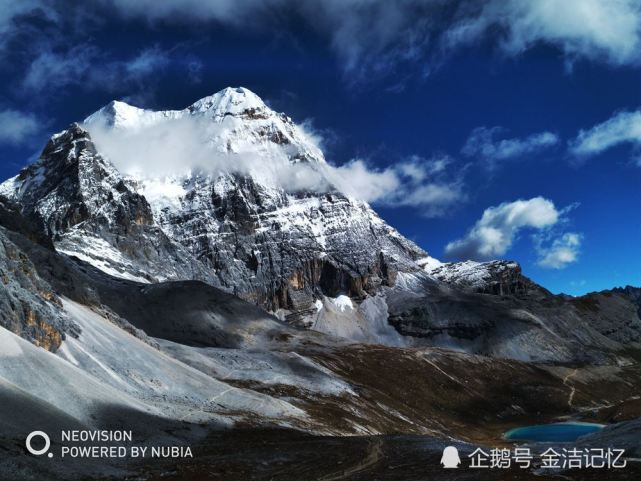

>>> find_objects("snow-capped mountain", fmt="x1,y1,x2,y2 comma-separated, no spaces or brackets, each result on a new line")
5,86,641,364
1,87,426,316
0,125,216,284
85,87,325,166
422,259,548,296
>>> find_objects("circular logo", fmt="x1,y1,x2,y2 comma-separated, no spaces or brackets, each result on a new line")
26,431,51,457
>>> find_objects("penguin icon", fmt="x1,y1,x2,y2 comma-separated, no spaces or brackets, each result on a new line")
441,446,461,468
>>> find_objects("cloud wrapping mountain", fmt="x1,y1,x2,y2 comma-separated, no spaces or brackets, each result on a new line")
85,99,462,212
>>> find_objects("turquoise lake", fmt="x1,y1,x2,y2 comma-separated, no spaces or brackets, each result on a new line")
504,422,604,442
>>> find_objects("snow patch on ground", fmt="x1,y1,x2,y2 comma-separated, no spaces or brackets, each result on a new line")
417,256,443,271
332,295,353,312
311,295,407,346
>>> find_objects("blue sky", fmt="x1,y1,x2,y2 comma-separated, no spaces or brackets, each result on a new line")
2,0,641,295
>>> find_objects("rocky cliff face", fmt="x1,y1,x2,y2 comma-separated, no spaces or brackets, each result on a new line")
0,87,426,314
4,125,154,237
0,200,79,351
0,125,217,285
610,285,641,314
3,87,641,365
422,259,549,297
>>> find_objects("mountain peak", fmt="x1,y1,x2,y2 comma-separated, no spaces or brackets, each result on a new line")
84,87,269,131
188,86,268,116
83,100,158,130
42,122,95,159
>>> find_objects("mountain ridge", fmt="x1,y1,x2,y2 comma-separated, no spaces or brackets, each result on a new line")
1,88,427,316
3,87,641,365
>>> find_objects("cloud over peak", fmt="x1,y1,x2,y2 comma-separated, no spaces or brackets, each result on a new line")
85,100,464,215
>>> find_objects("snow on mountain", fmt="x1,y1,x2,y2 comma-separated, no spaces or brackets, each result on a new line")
83,86,326,176
84,87,275,130
3,144,641,365
423,260,517,287
417,255,443,271
332,295,354,312
83,100,181,130
188,87,267,117
1,87,427,317
422,259,545,296
0,124,222,285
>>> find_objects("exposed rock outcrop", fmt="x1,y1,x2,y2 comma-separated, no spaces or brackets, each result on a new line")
0,88,426,313
423,259,548,297
0,211,79,351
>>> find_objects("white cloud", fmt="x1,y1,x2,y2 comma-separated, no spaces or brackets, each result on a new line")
536,232,582,269
445,197,560,261
87,115,321,190
462,127,558,168
86,115,463,214
569,110,641,160
101,0,641,75
0,109,40,145
23,44,172,93
327,160,400,203
445,0,641,68
327,156,464,214
5,1,641,87
124,47,171,79
24,45,99,92
446,196,582,268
